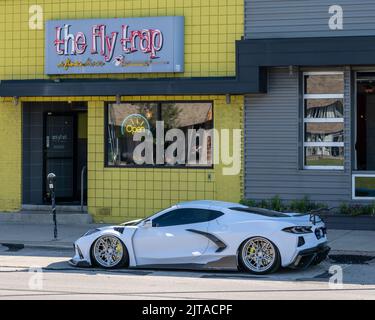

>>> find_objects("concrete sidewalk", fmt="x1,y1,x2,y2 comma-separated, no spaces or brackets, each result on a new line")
327,229,375,254
0,223,106,249
0,222,374,254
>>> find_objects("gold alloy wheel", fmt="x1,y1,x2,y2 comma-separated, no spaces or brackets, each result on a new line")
241,237,276,273
93,236,124,268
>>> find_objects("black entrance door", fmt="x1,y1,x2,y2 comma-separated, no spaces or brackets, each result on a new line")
44,113,76,202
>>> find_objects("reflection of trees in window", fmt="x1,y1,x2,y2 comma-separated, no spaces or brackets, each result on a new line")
107,102,213,167
161,103,182,130
164,103,213,166
305,123,344,142
108,106,119,165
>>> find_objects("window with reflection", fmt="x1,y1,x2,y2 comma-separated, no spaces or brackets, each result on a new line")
305,123,344,143
353,175,375,199
305,99,343,119
304,74,344,95
106,102,213,167
303,72,345,169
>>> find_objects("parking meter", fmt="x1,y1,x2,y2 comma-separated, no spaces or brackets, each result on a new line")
47,173,58,240
47,173,56,193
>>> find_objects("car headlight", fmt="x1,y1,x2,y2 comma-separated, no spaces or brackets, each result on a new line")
282,226,313,234
82,229,100,237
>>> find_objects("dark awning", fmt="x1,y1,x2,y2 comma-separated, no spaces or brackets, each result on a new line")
0,75,263,97
2,36,373,97
236,35,375,92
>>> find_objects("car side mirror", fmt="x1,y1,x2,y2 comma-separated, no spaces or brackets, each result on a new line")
143,220,153,228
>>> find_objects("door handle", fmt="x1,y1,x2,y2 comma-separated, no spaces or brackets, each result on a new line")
46,136,50,149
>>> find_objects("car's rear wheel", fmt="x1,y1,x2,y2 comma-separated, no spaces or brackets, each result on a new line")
238,237,280,275
91,235,128,269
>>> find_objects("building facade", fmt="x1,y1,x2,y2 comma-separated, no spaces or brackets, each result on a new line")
242,0,375,205
0,0,246,223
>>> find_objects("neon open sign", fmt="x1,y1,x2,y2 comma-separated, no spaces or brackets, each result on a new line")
121,114,151,136
45,17,184,75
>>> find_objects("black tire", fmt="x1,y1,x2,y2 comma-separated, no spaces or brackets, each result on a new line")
238,237,281,275
90,235,129,269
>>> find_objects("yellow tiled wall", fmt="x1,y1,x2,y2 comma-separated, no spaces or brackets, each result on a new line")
0,0,244,219
0,100,21,211
0,0,244,80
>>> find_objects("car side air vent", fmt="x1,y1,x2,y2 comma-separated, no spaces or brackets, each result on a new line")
114,227,125,234
297,236,305,247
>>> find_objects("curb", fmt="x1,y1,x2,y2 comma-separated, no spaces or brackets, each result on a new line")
0,241,73,251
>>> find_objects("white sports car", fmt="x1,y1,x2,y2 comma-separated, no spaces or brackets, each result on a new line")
70,200,330,274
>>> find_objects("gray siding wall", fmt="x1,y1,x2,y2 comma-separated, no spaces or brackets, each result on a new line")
244,68,352,205
245,0,375,39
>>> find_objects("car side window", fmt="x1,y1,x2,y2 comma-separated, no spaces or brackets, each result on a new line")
152,208,223,228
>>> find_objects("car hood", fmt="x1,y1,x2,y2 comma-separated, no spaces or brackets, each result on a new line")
88,219,142,232
93,225,119,232
94,220,142,231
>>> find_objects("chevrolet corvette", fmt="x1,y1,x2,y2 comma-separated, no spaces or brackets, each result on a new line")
69,200,330,274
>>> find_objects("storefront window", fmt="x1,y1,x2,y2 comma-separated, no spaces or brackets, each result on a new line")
303,72,345,170
106,102,213,167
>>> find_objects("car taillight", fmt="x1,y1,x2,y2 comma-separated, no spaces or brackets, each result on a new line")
282,226,313,234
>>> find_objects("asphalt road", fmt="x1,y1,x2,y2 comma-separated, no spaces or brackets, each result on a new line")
0,245,375,300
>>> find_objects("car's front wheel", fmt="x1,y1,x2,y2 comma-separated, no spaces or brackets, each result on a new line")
91,235,128,269
238,237,280,275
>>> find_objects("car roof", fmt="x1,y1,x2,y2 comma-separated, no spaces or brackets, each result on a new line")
177,200,245,209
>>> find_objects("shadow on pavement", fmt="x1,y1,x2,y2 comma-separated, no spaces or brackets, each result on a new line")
38,256,375,286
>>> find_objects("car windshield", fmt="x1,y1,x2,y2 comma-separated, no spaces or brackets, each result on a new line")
230,207,290,218
121,209,165,226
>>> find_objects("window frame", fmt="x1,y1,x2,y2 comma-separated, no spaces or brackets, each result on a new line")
302,71,345,170
104,100,215,169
